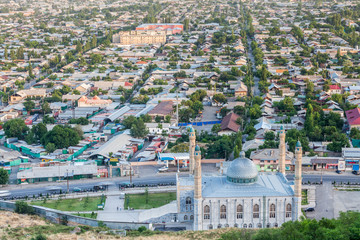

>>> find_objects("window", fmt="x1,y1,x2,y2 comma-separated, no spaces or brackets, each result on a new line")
249,223,253,228
225,224,229,228
267,223,270,228
243,224,247,228
270,204,276,218
253,204,259,218
185,197,192,211
286,204,292,218
237,204,243,219
217,224,222,229
204,205,210,220
184,215,188,221
274,223,278,227
220,205,227,219
208,224,213,230
257,223,262,228
234,223,238,228
190,215,194,220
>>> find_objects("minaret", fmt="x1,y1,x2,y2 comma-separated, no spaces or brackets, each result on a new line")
294,140,302,220
193,145,202,230
189,127,196,174
279,126,286,174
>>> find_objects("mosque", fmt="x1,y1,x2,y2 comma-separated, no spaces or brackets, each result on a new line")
176,126,303,230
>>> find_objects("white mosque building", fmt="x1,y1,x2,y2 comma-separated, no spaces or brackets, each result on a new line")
176,126,303,230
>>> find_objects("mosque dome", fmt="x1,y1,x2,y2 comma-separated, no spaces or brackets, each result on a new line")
226,151,258,184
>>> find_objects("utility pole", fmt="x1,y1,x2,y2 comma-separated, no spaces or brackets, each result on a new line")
176,89,179,126
129,165,132,185
66,169,69,193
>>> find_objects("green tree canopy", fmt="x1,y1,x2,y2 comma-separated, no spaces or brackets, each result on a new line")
3,119,29,140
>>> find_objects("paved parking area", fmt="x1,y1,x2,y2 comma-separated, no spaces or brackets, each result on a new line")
333,189,360,218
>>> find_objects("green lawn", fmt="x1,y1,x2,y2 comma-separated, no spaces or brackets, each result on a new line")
31,196,105,212
124,192,176,209
302,189,308,205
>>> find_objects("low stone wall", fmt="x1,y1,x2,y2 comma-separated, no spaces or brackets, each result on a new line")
0,200,152,230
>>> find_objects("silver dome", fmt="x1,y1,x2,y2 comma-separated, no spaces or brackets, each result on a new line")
226,156,258,183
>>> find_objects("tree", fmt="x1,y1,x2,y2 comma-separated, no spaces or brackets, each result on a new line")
130,119,148,138
264,131,275,141
43,115,55,124
0,168,9,184
233,145,240,159
4,47,8,60
3,119,29,140
45,142,56,153
32,123,48,140
122,116,137,129
350,128,360,139
24,100,35,112
155,115,161,123
41,101,51,114
16,46,24,59
249,104,262,119
165,115,171,123
41,125,81,149
15,201,34,215
211,124,221,134
213,93,227,104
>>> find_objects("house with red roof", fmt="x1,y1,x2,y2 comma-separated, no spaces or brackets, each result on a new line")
327,85,342,95
345,108,360,129
218,113,240,136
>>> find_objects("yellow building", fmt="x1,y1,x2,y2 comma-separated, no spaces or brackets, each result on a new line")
112,30,167,45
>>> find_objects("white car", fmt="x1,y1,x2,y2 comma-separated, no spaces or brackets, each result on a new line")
158,166,168,172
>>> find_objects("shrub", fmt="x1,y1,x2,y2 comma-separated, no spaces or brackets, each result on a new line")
15,201,35,215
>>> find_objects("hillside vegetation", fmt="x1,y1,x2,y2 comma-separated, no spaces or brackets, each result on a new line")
0,211,359,239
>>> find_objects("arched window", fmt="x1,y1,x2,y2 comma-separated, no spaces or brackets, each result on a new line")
217,224,222,229
270,204,276,218
286,204,292,218
249,223,253,228
253,204,259,218
243,224,247,228
204,205,210,219
190,215,194,220
208,224,213,230
185,197,192,211
225,224,229,228
220,205,227,219
184,215,188,221
266,223,270,228
234,223,238,228
274,223,278,227
257,223,262,228
237,204,243,219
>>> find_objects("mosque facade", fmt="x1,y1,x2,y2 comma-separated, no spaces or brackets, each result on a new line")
176,126,303,230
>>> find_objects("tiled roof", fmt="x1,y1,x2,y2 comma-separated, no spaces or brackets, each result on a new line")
346,108,360,126
220,113,240,132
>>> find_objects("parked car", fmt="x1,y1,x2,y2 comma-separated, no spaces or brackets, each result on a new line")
352,171,359,175
304,207,315,212
335,170,342,174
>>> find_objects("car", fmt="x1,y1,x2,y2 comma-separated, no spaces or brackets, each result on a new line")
73,187,81,192
158,166,169,172
335,170,342,174
304,207,315,212
352,171,360,175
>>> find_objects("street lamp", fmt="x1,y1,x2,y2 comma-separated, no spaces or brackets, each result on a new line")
66,169,69,193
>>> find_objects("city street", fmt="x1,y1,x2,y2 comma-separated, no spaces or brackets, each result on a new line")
2,171,360,199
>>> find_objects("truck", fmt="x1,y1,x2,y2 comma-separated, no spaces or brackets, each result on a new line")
352,164,359,175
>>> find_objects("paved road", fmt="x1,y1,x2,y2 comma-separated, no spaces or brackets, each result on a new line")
247,37,260,97
314,181,334,220
3,172,360,199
